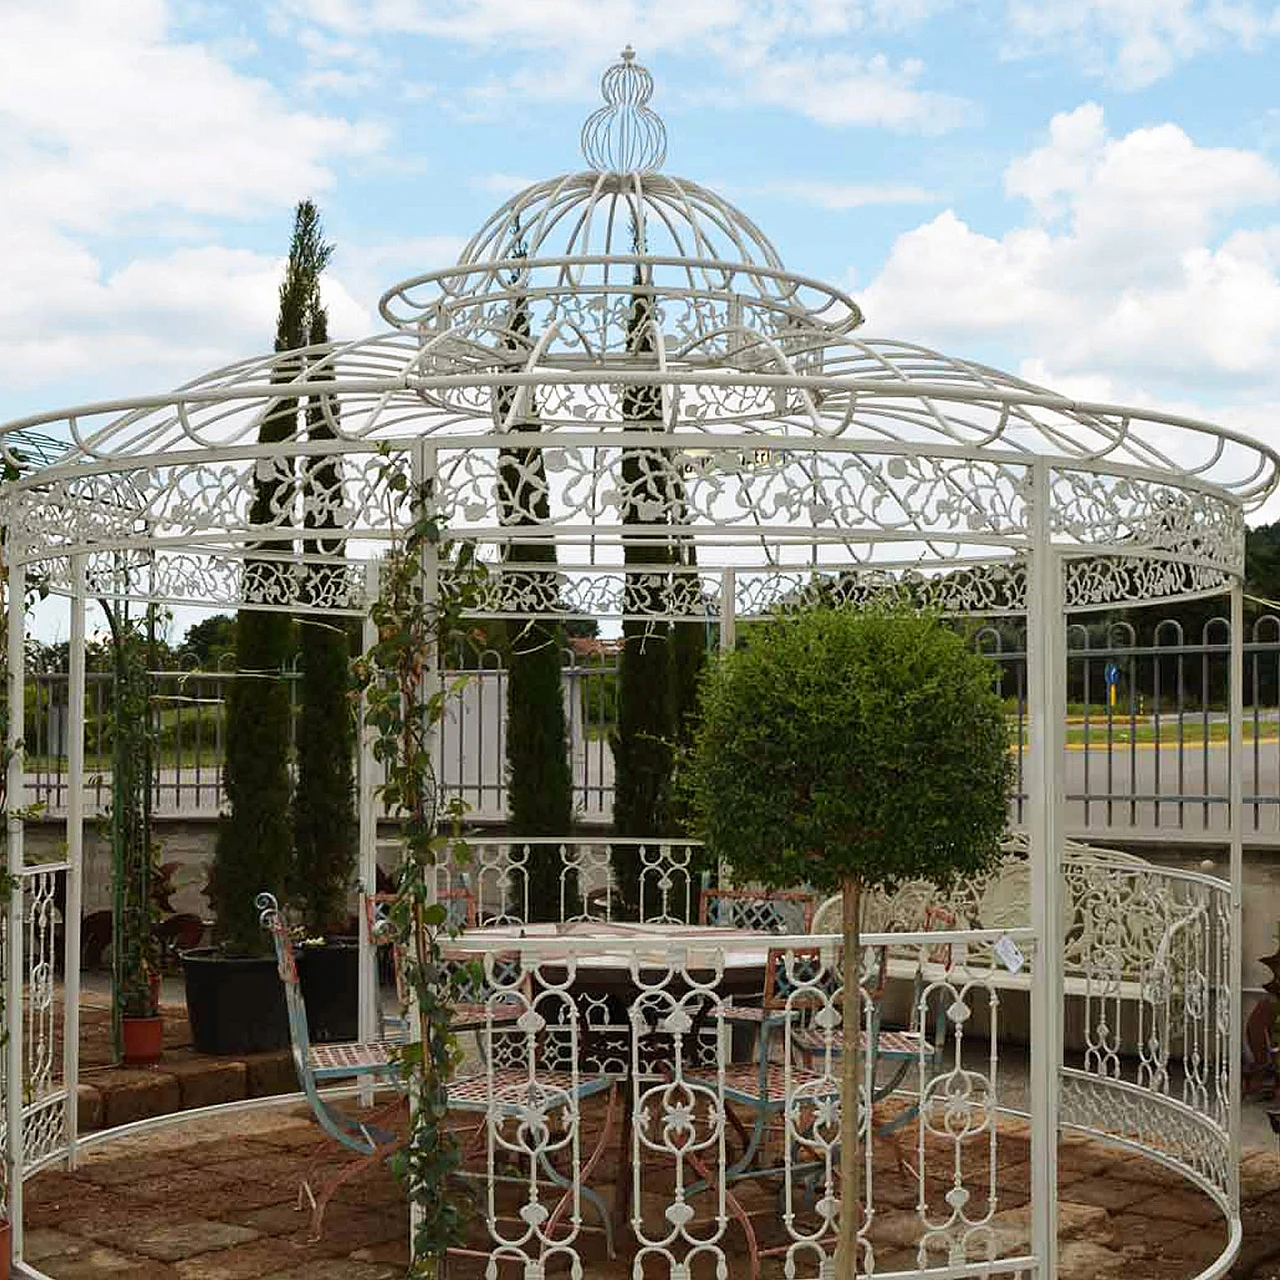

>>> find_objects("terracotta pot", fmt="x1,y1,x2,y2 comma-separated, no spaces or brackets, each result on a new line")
122,1014,164,1065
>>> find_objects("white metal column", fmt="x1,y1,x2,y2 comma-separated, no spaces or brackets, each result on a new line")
407,440,440,1262
63,558,87,1166
719,566,735,653
1228,580,1244,1212
1026,459,1064,1279
357,560,381,1106
5,556,27,1255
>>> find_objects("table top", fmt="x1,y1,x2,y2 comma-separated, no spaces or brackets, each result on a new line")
443,920,778,973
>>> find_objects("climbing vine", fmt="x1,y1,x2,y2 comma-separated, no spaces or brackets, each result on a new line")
103,608,161,1039
351,450,487,1276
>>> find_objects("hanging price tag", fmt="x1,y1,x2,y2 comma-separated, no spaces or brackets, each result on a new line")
994,934,1025,974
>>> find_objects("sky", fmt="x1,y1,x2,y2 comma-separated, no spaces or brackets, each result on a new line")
2,0,1280,610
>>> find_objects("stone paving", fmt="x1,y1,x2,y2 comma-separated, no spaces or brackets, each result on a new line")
26,980,1280,1277
19,1092,1280,1280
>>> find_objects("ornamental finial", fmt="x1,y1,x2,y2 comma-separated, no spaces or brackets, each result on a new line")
581,46,666,174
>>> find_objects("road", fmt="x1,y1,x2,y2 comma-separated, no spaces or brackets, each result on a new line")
22,737,1280,841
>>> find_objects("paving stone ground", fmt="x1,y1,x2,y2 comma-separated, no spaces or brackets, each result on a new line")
19,1093,1280,1280
25,981,1280,1277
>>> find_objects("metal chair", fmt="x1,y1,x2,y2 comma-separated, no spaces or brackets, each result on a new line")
362,889,526,1050
700,886,817,935
681,945,843,1279
688,920,956,1278
263,891,619,1257
258,892,408,1238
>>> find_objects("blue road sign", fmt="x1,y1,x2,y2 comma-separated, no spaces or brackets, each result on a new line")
1104,662,1121,687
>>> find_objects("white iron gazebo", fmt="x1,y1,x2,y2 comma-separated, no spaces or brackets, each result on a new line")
2,47,1275,1279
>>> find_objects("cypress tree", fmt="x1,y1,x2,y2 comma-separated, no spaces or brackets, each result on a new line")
496,256,574,922
293,288,357,937
668,468,706,753
209,201,326,955
610,253,675,913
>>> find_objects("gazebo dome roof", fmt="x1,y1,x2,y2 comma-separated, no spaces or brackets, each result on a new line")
0,46,1275,621
378,47,862,338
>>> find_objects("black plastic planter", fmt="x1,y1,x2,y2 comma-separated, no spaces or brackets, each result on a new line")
297,939,359,1044
180,948,290,1055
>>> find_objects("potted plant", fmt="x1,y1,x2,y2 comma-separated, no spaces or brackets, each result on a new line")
683,603,1012,1278
291,277,360,1043
183,595,294,1053
184,203,327,1055
103,606,166,1065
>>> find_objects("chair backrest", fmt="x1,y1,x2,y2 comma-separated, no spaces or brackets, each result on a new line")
762,943,886,1012
364,887,479,1002
922,903,957,970
701,888,816,935
256,892,313,1080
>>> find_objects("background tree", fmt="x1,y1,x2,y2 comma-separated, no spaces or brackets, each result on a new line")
179,614,236,668
667,531,707,768
683,604,1012,1277
495,251,574,920
1248,522,1280,601
610,256,674,910
292,254,358,937
209,201,327,955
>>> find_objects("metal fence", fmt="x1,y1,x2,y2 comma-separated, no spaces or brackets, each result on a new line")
17,616,1280,838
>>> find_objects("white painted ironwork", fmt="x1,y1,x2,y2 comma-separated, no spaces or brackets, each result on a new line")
0,45,1271,1280
581,46,667,175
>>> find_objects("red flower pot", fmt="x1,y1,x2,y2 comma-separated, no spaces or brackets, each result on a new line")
122,1015,164,1065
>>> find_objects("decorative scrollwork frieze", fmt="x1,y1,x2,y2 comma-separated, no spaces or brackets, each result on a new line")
1051,470,1241,571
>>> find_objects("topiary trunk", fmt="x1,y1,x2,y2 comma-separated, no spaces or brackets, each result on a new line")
836,875,863,1279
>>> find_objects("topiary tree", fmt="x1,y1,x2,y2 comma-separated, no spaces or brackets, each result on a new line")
104,605,161,1051
683,603,1012,1277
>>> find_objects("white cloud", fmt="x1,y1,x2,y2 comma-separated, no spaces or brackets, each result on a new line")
0,0,386,231
1002,0,1280,88
0,243,373,392
472,174,543,197
0,0,389,401
284,0,871,50
861,105,1280,394
336,235,471,310
281,0,970,131
733,51,974,133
